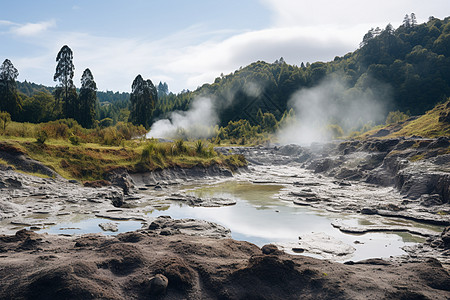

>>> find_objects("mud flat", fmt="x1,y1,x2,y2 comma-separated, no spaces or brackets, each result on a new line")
0,228,449,299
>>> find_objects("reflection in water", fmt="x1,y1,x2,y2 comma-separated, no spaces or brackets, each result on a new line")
146,181,430,261
38,181,439,261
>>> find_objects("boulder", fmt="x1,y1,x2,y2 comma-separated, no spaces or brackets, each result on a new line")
150,274,168,295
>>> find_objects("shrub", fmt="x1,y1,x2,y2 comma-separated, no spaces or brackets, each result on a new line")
173,139,187,155
36,130,48,144
386,111,409,124
100,127,123,146
69,134,81,145
0,111,11,131
194,140,204,155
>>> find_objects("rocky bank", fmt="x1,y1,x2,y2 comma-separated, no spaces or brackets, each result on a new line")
0,137,449,298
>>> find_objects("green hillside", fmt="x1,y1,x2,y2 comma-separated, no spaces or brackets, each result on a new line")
170,16,450,126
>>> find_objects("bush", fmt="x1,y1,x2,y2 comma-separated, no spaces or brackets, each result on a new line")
194,140,204,155
173,139,187,155
326,124,344,139
36,130,48,144
0,111,11,131
386,111,409,124
69,134,81,145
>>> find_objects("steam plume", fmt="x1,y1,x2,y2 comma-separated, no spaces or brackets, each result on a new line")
277,74,390,145
147,97,217,139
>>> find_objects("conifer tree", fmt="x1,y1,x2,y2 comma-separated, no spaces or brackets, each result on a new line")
129,75,157,128
0,59,22,118
78,68,97,128
54,45,76,119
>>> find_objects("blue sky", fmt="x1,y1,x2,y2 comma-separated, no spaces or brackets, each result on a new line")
1,0,449,93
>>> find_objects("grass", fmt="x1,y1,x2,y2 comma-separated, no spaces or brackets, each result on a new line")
359,100,450,139
0,137,247,181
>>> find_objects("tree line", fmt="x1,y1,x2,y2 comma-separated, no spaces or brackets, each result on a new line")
2,15,450,135
0,45,158,129
168,15,450,130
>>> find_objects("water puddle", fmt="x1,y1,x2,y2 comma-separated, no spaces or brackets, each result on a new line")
34,180,444,262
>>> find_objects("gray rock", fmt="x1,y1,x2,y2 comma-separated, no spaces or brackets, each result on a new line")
98,222,118,232
360,207,378,215
150,274,168,295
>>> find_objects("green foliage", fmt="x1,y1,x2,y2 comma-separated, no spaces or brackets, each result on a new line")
99,118,113,128
0,111,11,131
0,59,22,119
173,139,187,155
386,110,410,124
36,130,48,144
129,75,157,129
53,45,77,119
78,68,97,128
194,139,204,154
69,133,81,145
326,124,344,139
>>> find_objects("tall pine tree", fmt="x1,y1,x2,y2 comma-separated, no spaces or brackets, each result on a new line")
129,75,157,129
78,68,97,128
54,45,77,119
0,59,22,119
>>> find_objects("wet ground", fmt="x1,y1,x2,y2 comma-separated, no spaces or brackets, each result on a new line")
0,144,448,263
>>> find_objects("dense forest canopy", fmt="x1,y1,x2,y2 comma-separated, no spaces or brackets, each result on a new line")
2,15,449,136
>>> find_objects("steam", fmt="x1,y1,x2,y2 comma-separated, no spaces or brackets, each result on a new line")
147,97,218,139
278,74,390,145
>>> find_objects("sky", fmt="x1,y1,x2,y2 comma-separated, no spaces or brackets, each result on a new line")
1,0,449,93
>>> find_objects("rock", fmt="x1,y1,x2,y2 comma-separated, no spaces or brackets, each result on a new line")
166,193,236,207
105,189,124,208
98,222,118,232
106,169,134,195
360,207,378,215
441,226,450,249
83,180,111,188
427,136,450,149
5,178,22,188
147,216,231,238
371,129,390,137
150,274,168,295
419,194,444,207
261,244,282,255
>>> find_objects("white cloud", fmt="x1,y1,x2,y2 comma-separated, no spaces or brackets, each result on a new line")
11,20,55,36
261,0,450,27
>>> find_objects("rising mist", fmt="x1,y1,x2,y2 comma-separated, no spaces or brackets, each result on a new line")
277,74,390,145
147,97,218,139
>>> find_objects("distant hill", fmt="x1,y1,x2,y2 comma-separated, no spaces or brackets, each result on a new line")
173,16,450,126
14,16,450,129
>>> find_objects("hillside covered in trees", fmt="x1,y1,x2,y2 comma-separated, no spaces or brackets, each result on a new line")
182,15,450,127
2,15,450,138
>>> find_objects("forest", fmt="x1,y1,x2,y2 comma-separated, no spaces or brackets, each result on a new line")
0,15,449,143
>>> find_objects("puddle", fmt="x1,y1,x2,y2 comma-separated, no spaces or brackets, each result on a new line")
143,181,441,261
28,180,444,262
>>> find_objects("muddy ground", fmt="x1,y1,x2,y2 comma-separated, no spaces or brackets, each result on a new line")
0,228,449,300
0,137,449,299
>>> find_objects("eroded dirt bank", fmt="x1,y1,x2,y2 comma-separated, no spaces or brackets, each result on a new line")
0,228,449,300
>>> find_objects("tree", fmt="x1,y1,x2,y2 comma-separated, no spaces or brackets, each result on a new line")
410,13,417,27
54,45,76,118
403,14,411,28
0,111,11,131
0,59,22,119
128,75,157,128
157,81,169,97
78,68,97,128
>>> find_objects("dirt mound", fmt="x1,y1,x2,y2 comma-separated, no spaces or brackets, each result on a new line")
0,230,449,300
